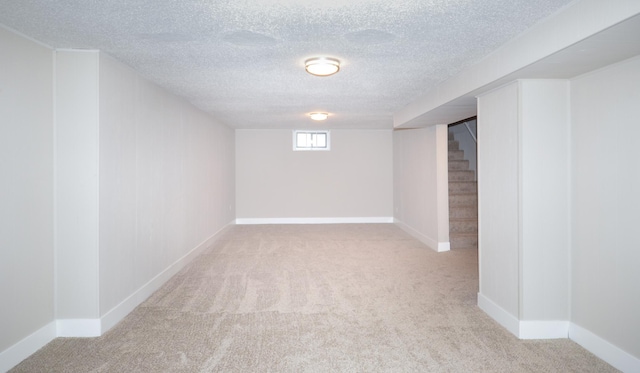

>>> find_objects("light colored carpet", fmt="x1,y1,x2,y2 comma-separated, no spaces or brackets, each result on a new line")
10,224,617,372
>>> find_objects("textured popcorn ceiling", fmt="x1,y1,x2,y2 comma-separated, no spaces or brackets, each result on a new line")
0,0,574,129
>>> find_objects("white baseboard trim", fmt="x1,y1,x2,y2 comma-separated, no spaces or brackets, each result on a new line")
394,219,449,252
236,217,394,225
100,221,233,333
570,323,640,373
519,320,569,339
438,242,451,252
477,292,520,337
0,321,56,373
56,319,101,337
478,293,571,339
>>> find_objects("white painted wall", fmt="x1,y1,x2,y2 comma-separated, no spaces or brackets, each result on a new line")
570,56,640,360
236,129,392,222
393,125,450,251
0,25,55,354
55,50,100,320
98,53,236,317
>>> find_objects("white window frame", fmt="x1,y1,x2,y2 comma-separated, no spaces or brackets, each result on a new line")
293,130,331,151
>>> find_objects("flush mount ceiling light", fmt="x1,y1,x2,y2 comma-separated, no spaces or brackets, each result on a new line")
309,112,329,121
305,57,340,76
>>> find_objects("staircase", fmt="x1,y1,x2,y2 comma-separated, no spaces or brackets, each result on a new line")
448,132,478,250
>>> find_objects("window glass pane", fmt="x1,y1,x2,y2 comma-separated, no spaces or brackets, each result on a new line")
315,133,326,148
297,133,309,148
294,130,330,151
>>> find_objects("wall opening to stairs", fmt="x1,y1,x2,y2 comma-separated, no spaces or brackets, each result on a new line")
449,119,477,179
448,118,478,250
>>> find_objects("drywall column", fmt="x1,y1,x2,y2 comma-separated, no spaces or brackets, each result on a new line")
477,82,520,324
477,79,570,339
54,50,101,335
518,80,570,334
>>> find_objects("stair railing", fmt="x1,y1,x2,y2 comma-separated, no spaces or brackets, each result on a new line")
464,121,477,143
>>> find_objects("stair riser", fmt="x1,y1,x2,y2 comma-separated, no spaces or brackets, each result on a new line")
449,170,475,181
449,160,469,170
449,194,477,206
450,207,477,219
450,220,477,233
450,235,478,249
449,150,465,160
449,140,459,151
449,182,477,193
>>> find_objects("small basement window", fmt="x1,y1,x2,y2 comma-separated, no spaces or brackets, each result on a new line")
293,130,330,151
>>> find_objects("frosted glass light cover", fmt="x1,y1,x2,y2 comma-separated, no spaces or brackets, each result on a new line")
305,57,340,76
310,112,329,120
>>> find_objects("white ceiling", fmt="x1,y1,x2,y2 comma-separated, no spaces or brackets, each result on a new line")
0,0,576,129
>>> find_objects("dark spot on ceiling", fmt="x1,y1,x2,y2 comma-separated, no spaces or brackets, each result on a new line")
223,30,278,47
344,29,396,45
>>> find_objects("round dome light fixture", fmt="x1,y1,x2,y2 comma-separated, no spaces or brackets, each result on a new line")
305,57,340,76
309,112,329,121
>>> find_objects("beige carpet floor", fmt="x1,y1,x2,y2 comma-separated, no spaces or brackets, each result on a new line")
11,224,617,372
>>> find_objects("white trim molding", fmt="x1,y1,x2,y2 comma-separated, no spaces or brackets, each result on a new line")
570,323,640,373
519,320,569,340
0,322,56,373
478,294,640,369
56,319,101,337
394,219,450,252
438,242,451,252
236,217,394,225
478,293,570,339
477,292,520,337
